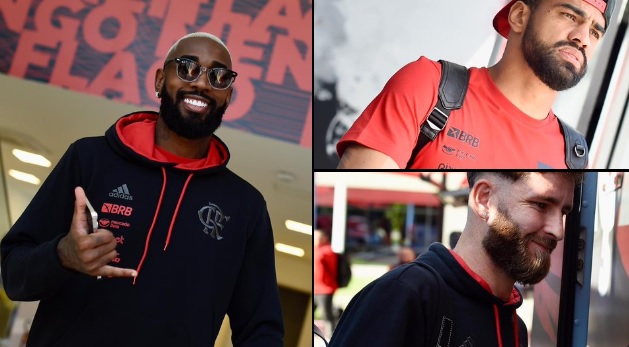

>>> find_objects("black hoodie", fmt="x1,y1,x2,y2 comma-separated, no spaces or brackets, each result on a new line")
0,112,283,346
329,243,528,347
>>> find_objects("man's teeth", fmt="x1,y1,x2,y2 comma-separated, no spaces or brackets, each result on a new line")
184,98,208,108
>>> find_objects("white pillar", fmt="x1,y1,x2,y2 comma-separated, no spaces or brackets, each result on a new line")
331,178,347,254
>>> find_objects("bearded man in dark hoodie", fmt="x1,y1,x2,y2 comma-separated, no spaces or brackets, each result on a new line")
1,32,283,347
329,172,582,346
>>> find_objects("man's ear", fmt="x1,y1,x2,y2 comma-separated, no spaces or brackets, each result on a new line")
154,68,165,96
225,88,233,108
508,0,532,35
470,179,493,220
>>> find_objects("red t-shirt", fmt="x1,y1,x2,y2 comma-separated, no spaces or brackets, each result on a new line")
314,244,338,295
337,56,568,168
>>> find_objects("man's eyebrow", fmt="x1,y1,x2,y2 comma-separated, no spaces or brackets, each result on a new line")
558,3,606,34
212,61,228,69
179,55,200,62
594,21,606,35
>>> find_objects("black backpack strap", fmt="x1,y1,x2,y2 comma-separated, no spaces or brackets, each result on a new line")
411,258,454,347
406,60,470,168
557,117,588,169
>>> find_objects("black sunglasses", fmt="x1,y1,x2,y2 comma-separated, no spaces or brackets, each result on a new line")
164,57,238,90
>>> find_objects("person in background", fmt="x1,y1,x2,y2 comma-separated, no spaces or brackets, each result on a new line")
314,228,338,340
390,246,417,270
329,172,582,346
0,32,283,347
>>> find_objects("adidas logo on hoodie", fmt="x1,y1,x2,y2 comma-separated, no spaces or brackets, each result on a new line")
109,184,133,200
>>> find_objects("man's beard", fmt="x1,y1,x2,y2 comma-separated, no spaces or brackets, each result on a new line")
159,86,227,139
482,205,557,285
522,20,587,91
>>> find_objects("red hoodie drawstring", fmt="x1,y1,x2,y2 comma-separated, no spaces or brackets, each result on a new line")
513,310,520,347
133,168,168,285
133,170,193,284
492,304,520,347
163,173,193,250
449,249,522,346
493,305,504,347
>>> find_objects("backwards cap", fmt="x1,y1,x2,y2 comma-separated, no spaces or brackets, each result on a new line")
493,0,616,38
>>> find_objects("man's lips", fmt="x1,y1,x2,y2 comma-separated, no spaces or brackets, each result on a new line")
530,238,557,254
179,94,213,113
558,47,584,68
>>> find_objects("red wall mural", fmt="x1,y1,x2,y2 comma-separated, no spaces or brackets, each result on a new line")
0,0,312,147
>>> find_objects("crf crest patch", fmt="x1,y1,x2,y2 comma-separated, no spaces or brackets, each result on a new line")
198,203,230,240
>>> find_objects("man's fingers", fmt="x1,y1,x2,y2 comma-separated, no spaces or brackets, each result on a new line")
98,265,138,278
71,188,134,279
91,230,116,247
73,232,115,258
72,186,90,236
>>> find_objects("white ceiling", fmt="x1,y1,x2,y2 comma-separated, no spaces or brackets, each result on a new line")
0,72,313,293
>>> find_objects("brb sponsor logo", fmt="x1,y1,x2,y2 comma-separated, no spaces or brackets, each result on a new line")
447,127,480,148
101,203,133,216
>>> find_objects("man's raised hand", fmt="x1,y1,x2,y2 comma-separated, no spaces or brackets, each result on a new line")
56,187,137,278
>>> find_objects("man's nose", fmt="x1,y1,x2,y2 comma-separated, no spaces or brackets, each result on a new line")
568,22,591,50
545,211,566,242
188,70,213,93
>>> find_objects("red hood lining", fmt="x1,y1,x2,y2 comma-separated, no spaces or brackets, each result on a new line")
116,112,228,170
449,249,521,305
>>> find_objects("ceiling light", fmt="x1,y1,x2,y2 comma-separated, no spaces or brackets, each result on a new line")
285,220,312,235
8,169,41,185
275,243,305,257
12,149,51,167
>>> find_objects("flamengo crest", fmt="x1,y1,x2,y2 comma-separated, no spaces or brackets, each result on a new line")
198,203,230,240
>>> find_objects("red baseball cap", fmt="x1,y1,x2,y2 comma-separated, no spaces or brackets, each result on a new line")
493,0,614,38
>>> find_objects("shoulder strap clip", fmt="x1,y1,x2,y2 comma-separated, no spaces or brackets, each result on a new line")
557,118,588,169
406,60,469,168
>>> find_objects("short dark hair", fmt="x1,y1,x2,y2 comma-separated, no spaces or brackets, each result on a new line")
467,172,585,188
521,0,541,10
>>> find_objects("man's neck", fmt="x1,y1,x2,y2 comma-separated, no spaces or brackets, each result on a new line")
453,233,515,301
487,55,559,121
155,118,211,159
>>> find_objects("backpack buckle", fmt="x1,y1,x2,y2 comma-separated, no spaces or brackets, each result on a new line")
426,107,448,132
574,144,586,158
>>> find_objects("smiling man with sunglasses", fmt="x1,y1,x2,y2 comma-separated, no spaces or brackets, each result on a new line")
1,32,284,346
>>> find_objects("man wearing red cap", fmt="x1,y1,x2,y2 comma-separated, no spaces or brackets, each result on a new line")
336,0,614,169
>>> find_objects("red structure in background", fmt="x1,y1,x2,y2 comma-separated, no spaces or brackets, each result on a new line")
0,0,312,147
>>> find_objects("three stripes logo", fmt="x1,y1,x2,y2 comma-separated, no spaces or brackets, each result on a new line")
109,184,133,200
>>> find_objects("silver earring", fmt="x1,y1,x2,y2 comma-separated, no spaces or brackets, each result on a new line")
483,212,488,219
155,91,160,98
